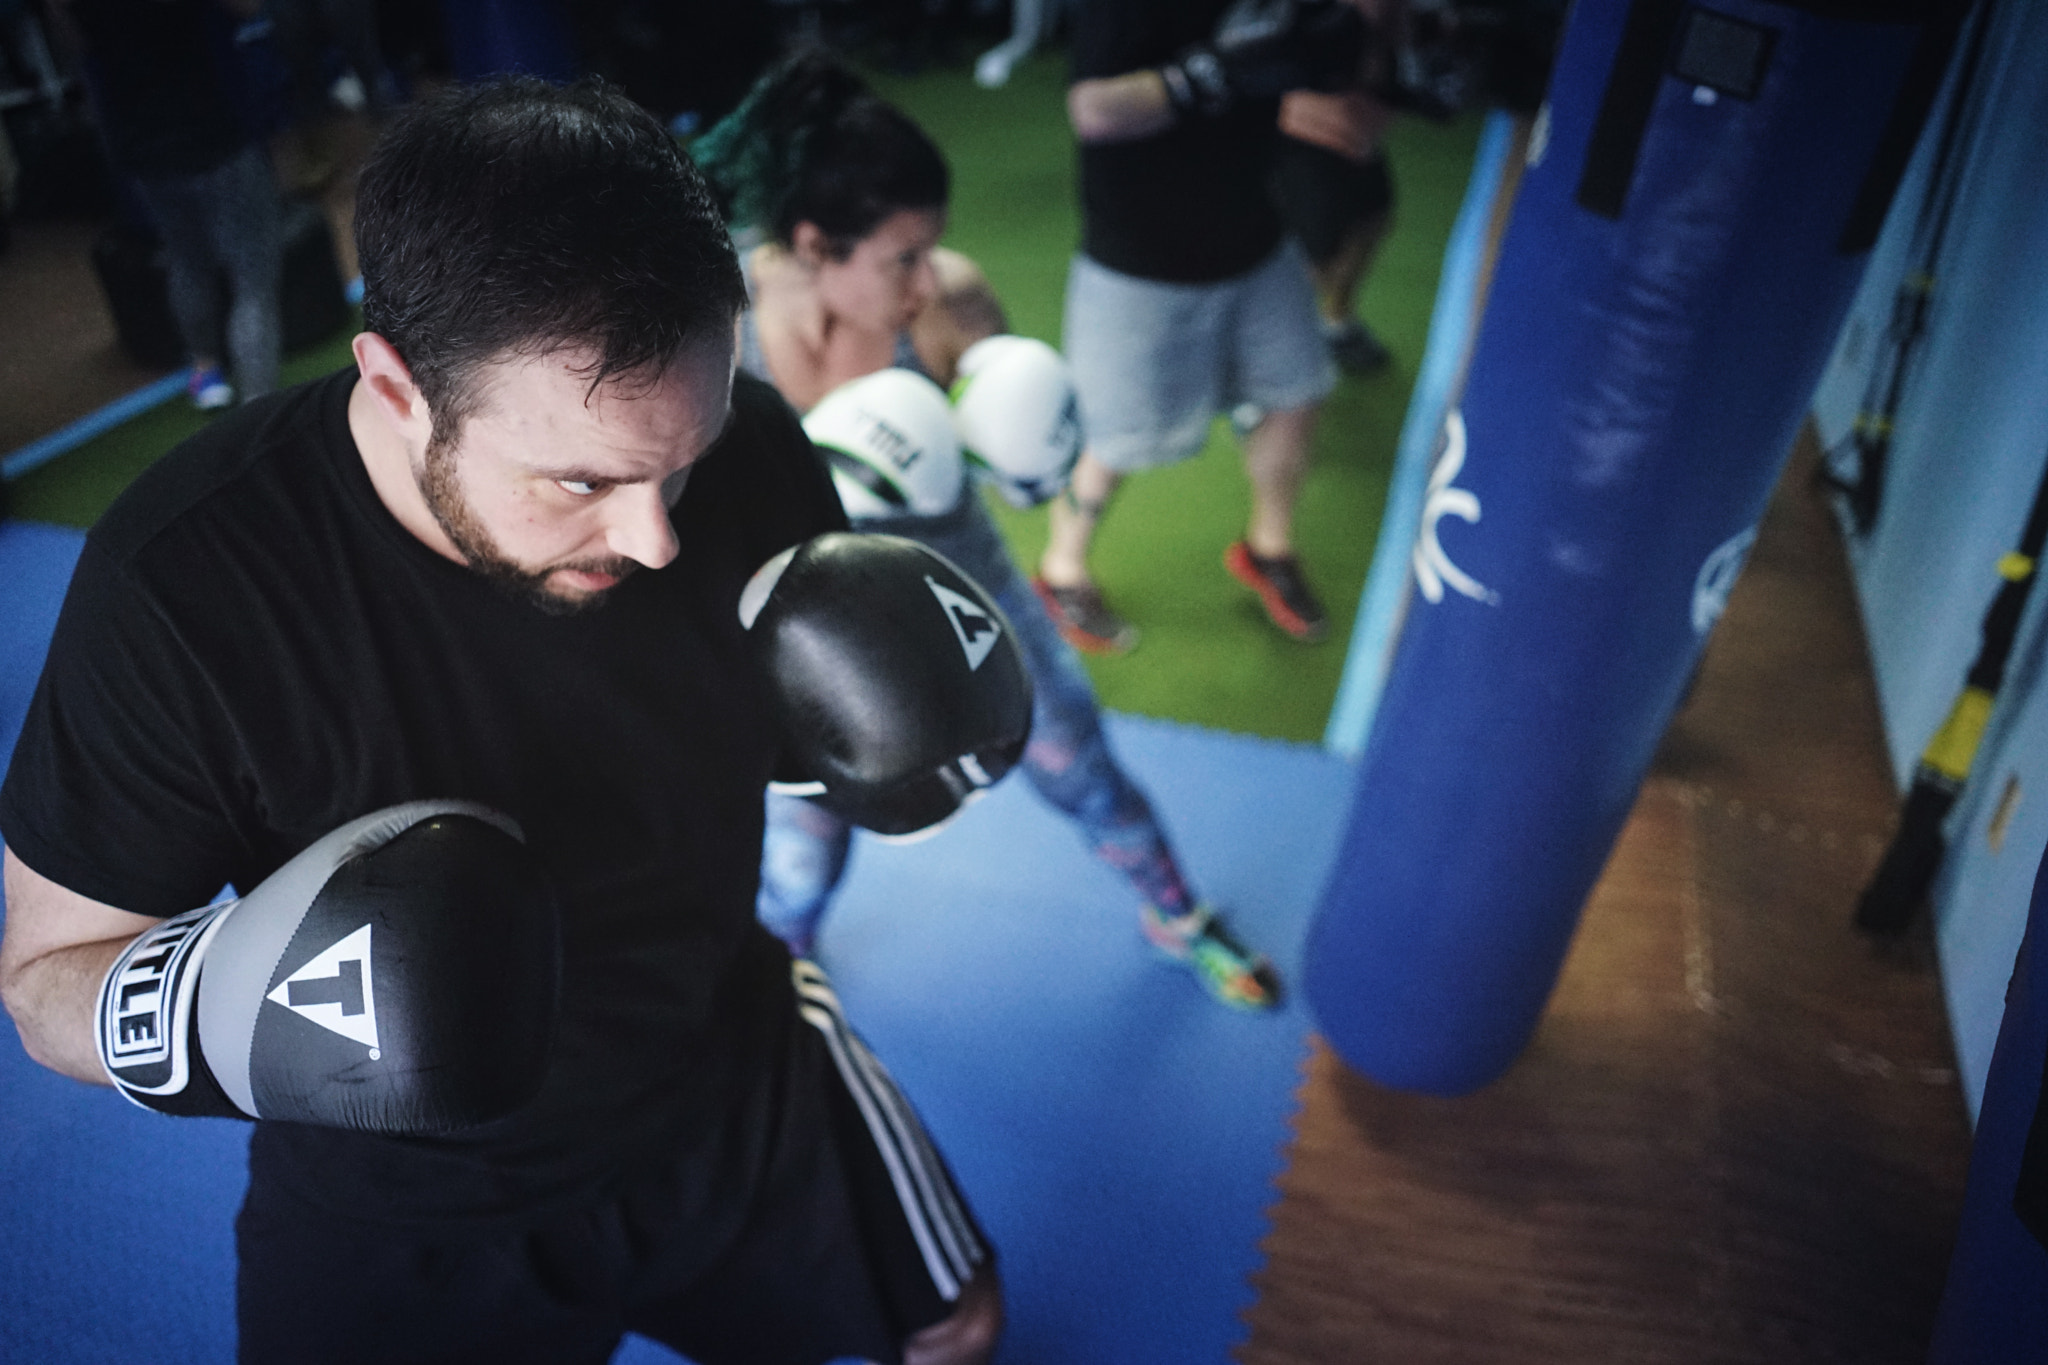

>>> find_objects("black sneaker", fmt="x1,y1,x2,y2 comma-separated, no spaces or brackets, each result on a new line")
1225,541,1328,642
1325,319,1391,375
1032,577,1139,654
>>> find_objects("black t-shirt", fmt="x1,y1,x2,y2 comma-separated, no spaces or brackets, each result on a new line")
71,0,248,179
0,366,847,1226
1071,0,1285,283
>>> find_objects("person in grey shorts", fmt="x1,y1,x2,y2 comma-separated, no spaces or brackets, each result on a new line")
1037,0,1358,650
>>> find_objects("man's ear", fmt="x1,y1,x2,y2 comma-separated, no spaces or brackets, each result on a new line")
351,332,432,440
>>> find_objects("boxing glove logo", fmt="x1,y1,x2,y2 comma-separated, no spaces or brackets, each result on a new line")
266,923,383,1059
98,901,233,1094
926,576,1002,671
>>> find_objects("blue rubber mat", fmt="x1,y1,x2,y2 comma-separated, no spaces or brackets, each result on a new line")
1,520,251,1364
804,713,1352,1365
1,516,1354,1362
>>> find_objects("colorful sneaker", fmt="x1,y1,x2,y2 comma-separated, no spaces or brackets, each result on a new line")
187,366,234,411
1032,576,1139,654
1141,903,1282,1011
1325,318,1391,375
1224,541,1328,642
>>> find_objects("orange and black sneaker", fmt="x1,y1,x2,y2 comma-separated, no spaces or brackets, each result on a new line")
1032,577,1139,654
1224,541,1328,642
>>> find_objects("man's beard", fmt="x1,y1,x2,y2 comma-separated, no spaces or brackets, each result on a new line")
419,435,639,616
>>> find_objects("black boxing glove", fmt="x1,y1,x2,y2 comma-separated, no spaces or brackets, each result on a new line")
1162,0,1370,119
96,801,561,1134
741,533,1034,838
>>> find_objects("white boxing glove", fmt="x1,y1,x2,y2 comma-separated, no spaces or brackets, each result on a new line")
950,335,1083,509
803,368,966,520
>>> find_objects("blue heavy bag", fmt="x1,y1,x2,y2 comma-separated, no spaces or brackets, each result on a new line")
1927,841,2048,1361
1304,0,1965,1094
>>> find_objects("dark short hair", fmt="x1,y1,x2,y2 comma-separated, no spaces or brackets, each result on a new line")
355,77,746,440
693,51,949,257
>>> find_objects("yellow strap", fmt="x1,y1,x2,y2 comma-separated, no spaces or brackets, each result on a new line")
1922,686,1995,783
1999,551,2036,583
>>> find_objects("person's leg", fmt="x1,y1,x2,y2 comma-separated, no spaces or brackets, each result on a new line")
758,787,855,957
902,1266,1002,1365
210,145,285,402
1242,402,1319,560
1271,136,1395,373
1037,450,1117,589
237,1162,626,1365
976,533,1278,1009
1312,205,1391,329
1042,254,1222,651
1223,240,1339,640
632,959,999,1365
1312,150,1395,373
1229,403,1330,641
996,568,1187,911
134,170,231,406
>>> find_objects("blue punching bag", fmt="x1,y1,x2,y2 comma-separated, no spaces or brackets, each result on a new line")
1304,0,1968,1094
1927,843,2048,1360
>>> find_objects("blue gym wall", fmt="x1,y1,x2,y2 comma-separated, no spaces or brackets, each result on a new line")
1808,1,2048,1120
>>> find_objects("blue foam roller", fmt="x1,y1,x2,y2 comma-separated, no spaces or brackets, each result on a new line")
1305,0,1953,1094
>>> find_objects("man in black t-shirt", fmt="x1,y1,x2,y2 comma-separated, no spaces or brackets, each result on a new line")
1033,0,1359,652
0,79,999,1365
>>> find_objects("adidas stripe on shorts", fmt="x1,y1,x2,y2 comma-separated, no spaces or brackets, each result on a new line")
235,953,992,1365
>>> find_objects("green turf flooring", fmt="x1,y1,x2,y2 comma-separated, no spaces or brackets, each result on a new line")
7,51,1479,746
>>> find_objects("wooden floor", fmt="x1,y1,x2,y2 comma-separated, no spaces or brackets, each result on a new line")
1241,433,1974,1364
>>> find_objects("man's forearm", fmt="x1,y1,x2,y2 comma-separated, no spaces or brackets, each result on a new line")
1,846,156,1087
0,936,127,1085
1067,72,1177,144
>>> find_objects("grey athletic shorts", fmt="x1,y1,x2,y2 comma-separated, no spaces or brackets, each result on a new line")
1063,240,1336,472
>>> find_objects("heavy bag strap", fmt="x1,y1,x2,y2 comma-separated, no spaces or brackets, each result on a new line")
1575,0,1691,220
1575,0,1968,238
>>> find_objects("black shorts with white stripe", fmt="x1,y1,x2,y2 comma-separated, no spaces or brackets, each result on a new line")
792,959,991,1308
236,948,992,1365
623,957,996,1365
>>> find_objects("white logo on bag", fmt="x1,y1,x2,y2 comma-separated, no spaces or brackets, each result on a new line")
266,923,382,1058
927,577,1001,670
1692,527,1757,634
1415,409,1498,606
856,407,924,471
